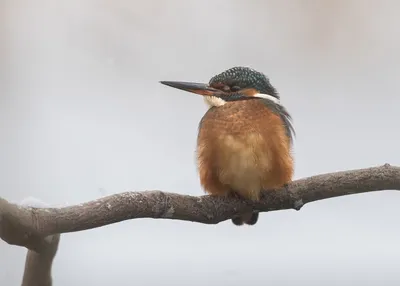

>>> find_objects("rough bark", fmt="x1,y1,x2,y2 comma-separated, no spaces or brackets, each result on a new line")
1,164,399,285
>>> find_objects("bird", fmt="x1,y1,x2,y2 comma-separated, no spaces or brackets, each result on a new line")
160,66,295,226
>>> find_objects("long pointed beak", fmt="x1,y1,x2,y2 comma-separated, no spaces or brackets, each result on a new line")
160,81,221,96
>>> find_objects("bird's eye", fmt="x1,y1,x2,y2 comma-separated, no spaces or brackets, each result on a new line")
231,86,241,92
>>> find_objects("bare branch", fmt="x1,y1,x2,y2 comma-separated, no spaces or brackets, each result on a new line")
0,197,61,286
1,164,399,254
21,234,60,286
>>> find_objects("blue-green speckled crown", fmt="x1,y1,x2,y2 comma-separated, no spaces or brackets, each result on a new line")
209,66,278,98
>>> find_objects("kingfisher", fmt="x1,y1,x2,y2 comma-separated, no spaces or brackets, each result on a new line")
160,67,295,226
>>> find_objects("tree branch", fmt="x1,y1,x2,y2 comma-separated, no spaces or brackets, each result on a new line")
0,198,61,286
1,164,399,254
20,234,60,286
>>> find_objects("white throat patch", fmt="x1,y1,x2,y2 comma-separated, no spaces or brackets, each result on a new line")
204,96,226,107
203,93,280,108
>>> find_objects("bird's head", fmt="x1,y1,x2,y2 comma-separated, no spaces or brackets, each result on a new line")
160,66,280,108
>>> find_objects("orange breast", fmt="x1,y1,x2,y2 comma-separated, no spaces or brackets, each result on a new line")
196,99,294,201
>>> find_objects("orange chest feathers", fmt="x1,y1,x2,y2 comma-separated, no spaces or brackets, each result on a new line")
196,99,294,201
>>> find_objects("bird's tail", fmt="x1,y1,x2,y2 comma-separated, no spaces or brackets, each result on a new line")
231,211,259,226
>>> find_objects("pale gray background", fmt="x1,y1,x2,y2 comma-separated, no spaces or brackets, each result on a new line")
1,0,400,285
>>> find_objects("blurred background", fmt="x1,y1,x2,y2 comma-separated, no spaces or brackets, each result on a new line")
1,0,400,285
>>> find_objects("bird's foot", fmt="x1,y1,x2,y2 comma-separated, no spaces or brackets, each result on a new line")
227,191,258,226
